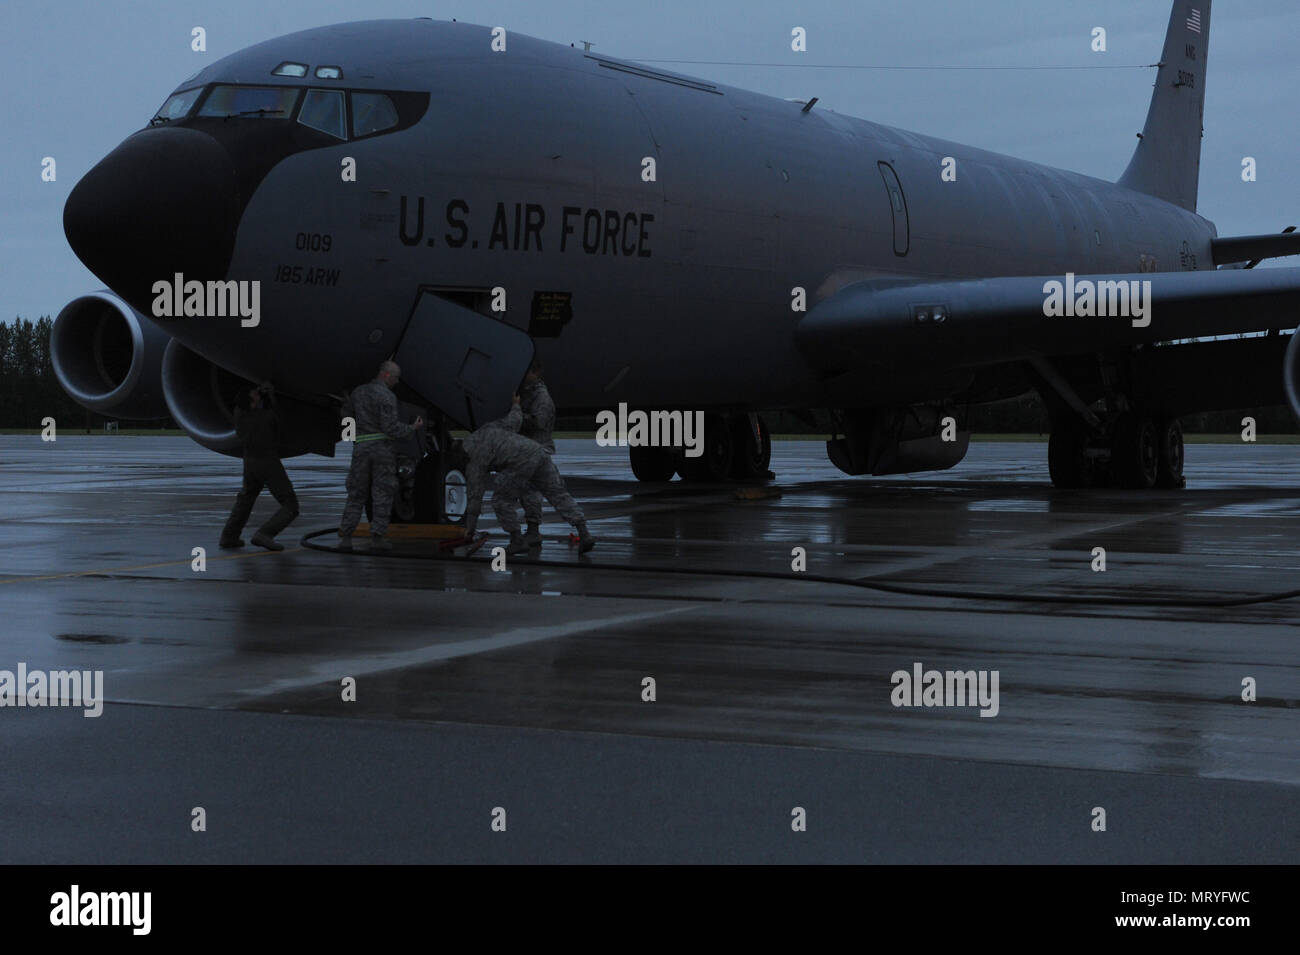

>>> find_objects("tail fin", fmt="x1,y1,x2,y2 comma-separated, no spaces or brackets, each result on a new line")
1118,0,1210,212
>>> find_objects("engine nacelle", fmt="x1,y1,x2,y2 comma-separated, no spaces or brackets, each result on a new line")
161,339,339,458
1285,329,1300,425
828,406,970,477
51,291,170,419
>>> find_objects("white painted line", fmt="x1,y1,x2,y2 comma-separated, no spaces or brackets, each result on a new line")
239,604,698,699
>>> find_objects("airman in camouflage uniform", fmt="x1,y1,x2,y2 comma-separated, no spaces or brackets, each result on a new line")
462,399,595,555
338,360,424,552
518,361,557,546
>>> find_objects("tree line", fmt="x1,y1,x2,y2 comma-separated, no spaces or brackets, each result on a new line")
0,317,93,429
0,317,177,430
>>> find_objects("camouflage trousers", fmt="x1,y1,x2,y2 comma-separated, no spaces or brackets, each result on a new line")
520,448,555,525
494,453,585,537
340,442,398,537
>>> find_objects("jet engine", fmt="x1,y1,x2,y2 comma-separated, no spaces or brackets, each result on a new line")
161,339,339,458
51,291,170,419
827,406,971,477
1285,329,1300,424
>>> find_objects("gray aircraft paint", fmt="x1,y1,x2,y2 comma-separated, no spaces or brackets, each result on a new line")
60,1,1300,442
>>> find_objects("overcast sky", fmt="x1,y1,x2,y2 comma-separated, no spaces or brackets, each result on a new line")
4,0,1297,321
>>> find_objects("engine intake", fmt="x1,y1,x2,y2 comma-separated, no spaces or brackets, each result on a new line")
51,291,170,418
161,338,339,458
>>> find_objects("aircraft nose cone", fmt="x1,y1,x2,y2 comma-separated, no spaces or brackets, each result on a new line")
64,127,240,307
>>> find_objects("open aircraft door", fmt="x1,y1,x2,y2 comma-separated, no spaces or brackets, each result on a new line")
395,289,535,430
392,289,535,524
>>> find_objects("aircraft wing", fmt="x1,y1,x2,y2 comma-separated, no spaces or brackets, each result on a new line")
796,267,1300,373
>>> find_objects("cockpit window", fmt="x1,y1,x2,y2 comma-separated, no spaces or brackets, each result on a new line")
298,89,346,139
351,92,399,137
151,87,203,124
272,62,308,77
315,66,343,79
198,85,299,119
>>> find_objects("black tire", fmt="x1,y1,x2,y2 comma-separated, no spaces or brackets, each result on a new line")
678,412,735,482
1155,418,1185,489
629,445,677,482
729,414,772,480
1111,413,1159,489
1048,418,1090,488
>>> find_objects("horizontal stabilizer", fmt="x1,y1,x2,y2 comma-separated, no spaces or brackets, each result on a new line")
1211,230,1300,265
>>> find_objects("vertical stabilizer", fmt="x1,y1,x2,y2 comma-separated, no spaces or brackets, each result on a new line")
1118,0,1211,211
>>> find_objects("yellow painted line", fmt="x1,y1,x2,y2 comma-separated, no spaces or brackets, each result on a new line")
0,546,302,585
733,487,782,501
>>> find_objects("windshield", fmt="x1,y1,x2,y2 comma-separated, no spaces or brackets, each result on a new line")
150,87,203,125
197,85,300,119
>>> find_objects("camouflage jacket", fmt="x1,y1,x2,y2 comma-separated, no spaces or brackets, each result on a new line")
461,405,545,531
343,380,414,444
519,379,556,453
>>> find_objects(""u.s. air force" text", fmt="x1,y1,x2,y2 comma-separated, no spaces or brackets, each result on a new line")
398,197,653,257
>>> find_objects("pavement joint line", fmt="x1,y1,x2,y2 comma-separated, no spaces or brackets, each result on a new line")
851,504,1197,578
0,546,302,584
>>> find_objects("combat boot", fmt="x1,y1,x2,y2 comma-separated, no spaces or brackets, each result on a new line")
252,532,284,552
370,535,393,553
219,537,245,549
506,533,530,556
577,522,596,554
524,522,542,546
337,533,352,551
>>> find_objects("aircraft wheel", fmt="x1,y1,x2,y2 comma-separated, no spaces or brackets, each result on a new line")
1155,418,1185,489
629,445,677,482
1048,418,1091,488
1111,413,1159,489
679,412,734,482
729,414,772,480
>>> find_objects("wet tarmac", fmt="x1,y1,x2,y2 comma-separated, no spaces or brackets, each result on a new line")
1,435,1297,862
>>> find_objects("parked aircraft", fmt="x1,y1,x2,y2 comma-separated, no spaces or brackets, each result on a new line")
55,0,1300,506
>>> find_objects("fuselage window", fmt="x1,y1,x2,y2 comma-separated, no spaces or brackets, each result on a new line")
298,89,347,139
152,87,203,124
351,92,399,137
198,85,299,119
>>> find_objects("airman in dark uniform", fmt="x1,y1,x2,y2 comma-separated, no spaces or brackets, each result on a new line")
220,382,299,551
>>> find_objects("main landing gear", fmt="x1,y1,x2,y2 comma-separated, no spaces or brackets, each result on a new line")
1049,412,1184,489
629,412,773,483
